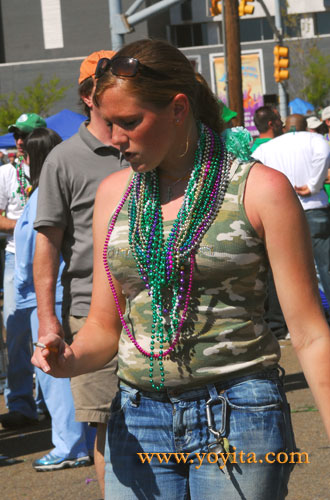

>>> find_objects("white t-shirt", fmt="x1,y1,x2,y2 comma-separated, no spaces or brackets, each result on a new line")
0,161,30,253
252,132,330,210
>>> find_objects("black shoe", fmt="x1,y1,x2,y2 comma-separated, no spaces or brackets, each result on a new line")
0,411,39,430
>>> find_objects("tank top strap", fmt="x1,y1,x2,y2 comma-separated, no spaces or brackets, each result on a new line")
228,158,257,207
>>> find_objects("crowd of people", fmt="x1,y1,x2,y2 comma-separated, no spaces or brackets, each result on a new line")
0,38,330,500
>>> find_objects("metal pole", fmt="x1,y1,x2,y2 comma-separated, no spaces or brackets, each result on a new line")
257,0,282,40
109,0,125,50
274,0,287,119
127,0,183,26
125,0,145,17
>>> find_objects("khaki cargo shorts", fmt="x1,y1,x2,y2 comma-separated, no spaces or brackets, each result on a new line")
63,315,118,425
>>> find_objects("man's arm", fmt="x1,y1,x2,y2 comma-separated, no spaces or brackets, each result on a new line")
303,136,330,194
0,211,16,234
33,226,65,340
294,184,311,196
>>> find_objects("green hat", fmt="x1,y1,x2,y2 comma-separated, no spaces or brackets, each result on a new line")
8,113,47,133
221,103,238,123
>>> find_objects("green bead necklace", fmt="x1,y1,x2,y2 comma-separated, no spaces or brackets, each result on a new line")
103,123,232,390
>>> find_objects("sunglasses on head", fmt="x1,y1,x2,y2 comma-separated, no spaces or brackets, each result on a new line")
95,56,168,80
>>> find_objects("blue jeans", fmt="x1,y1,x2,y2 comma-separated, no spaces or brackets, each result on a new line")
3,251,36,418
305,207,330,305
104,369,296,500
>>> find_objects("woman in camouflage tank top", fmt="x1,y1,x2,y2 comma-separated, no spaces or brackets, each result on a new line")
32,39,330,500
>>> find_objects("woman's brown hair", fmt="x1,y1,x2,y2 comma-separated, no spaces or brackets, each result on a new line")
94,39,224,135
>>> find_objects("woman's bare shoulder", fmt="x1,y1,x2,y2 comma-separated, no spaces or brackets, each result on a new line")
245,161,300,239
247,161,295,201
96,167,132,213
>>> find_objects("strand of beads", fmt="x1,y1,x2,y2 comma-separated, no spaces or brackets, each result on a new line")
14,157,30,206
103,122,232,390
102,183,195,390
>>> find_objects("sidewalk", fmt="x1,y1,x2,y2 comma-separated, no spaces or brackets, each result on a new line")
1,339,329,500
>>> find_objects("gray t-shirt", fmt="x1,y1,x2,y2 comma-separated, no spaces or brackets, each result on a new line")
34,122,127,316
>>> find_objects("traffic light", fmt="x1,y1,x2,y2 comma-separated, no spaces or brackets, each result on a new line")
238,0,254,16
273,45,289,83
210,0,222,16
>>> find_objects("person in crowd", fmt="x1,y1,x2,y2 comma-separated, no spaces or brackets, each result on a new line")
14,127,93,471
306,115,325,134
0,113,47,429
253,113,330,307
253,113,330,338
0,149,8,166
32,39,330,500
251,105,283,153
7,153,16,165
321,106,330,145
32,50,128,496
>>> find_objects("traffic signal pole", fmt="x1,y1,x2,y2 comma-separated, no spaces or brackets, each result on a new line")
274,0,288,119
224,0,244,126
109,0,184,50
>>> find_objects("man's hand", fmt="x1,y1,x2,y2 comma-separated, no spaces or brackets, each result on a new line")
0,213,16,234
294,184,311,196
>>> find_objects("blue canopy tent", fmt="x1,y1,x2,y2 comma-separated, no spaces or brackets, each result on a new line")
0,109,86,148
289,98,315,115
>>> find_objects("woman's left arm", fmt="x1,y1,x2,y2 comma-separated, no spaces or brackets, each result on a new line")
246,162,330,440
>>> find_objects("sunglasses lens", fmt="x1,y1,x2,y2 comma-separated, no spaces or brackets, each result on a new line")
95,58,112,79
111,57,139,77
13,131,27,141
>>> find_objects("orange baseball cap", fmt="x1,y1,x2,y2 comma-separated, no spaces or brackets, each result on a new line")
78,50,116,84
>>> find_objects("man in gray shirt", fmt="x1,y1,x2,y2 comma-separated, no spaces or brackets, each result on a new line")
33,50,127,496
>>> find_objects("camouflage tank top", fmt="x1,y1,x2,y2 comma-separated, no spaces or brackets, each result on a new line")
106,159,280,391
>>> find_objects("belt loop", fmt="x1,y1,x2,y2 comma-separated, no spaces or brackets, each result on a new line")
277,365,285,384
128,388,140,407
207,384,219,401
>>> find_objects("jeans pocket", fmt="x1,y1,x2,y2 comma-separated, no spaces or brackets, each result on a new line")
222,378,294,455
225,378,283,412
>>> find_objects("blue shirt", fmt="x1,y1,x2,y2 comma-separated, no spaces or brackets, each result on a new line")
14,187,64,309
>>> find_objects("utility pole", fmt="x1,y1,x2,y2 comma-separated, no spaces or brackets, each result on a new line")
224,0,244,126
220,1,229,104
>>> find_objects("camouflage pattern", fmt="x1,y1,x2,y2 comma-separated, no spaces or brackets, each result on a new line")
107,159,280,391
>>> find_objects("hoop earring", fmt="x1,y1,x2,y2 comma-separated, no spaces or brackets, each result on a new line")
177,137,189,158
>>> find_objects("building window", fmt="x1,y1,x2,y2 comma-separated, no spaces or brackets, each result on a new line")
181,0,192,22
315,11,330,35
283,14,301,38
261,18,274,40
239,17,274,42
171,23,207,47
240,18,261,42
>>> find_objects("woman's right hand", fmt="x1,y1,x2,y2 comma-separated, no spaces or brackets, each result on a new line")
31,334,75,378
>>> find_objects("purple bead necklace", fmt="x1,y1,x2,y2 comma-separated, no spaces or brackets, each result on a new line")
103,123,231,390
